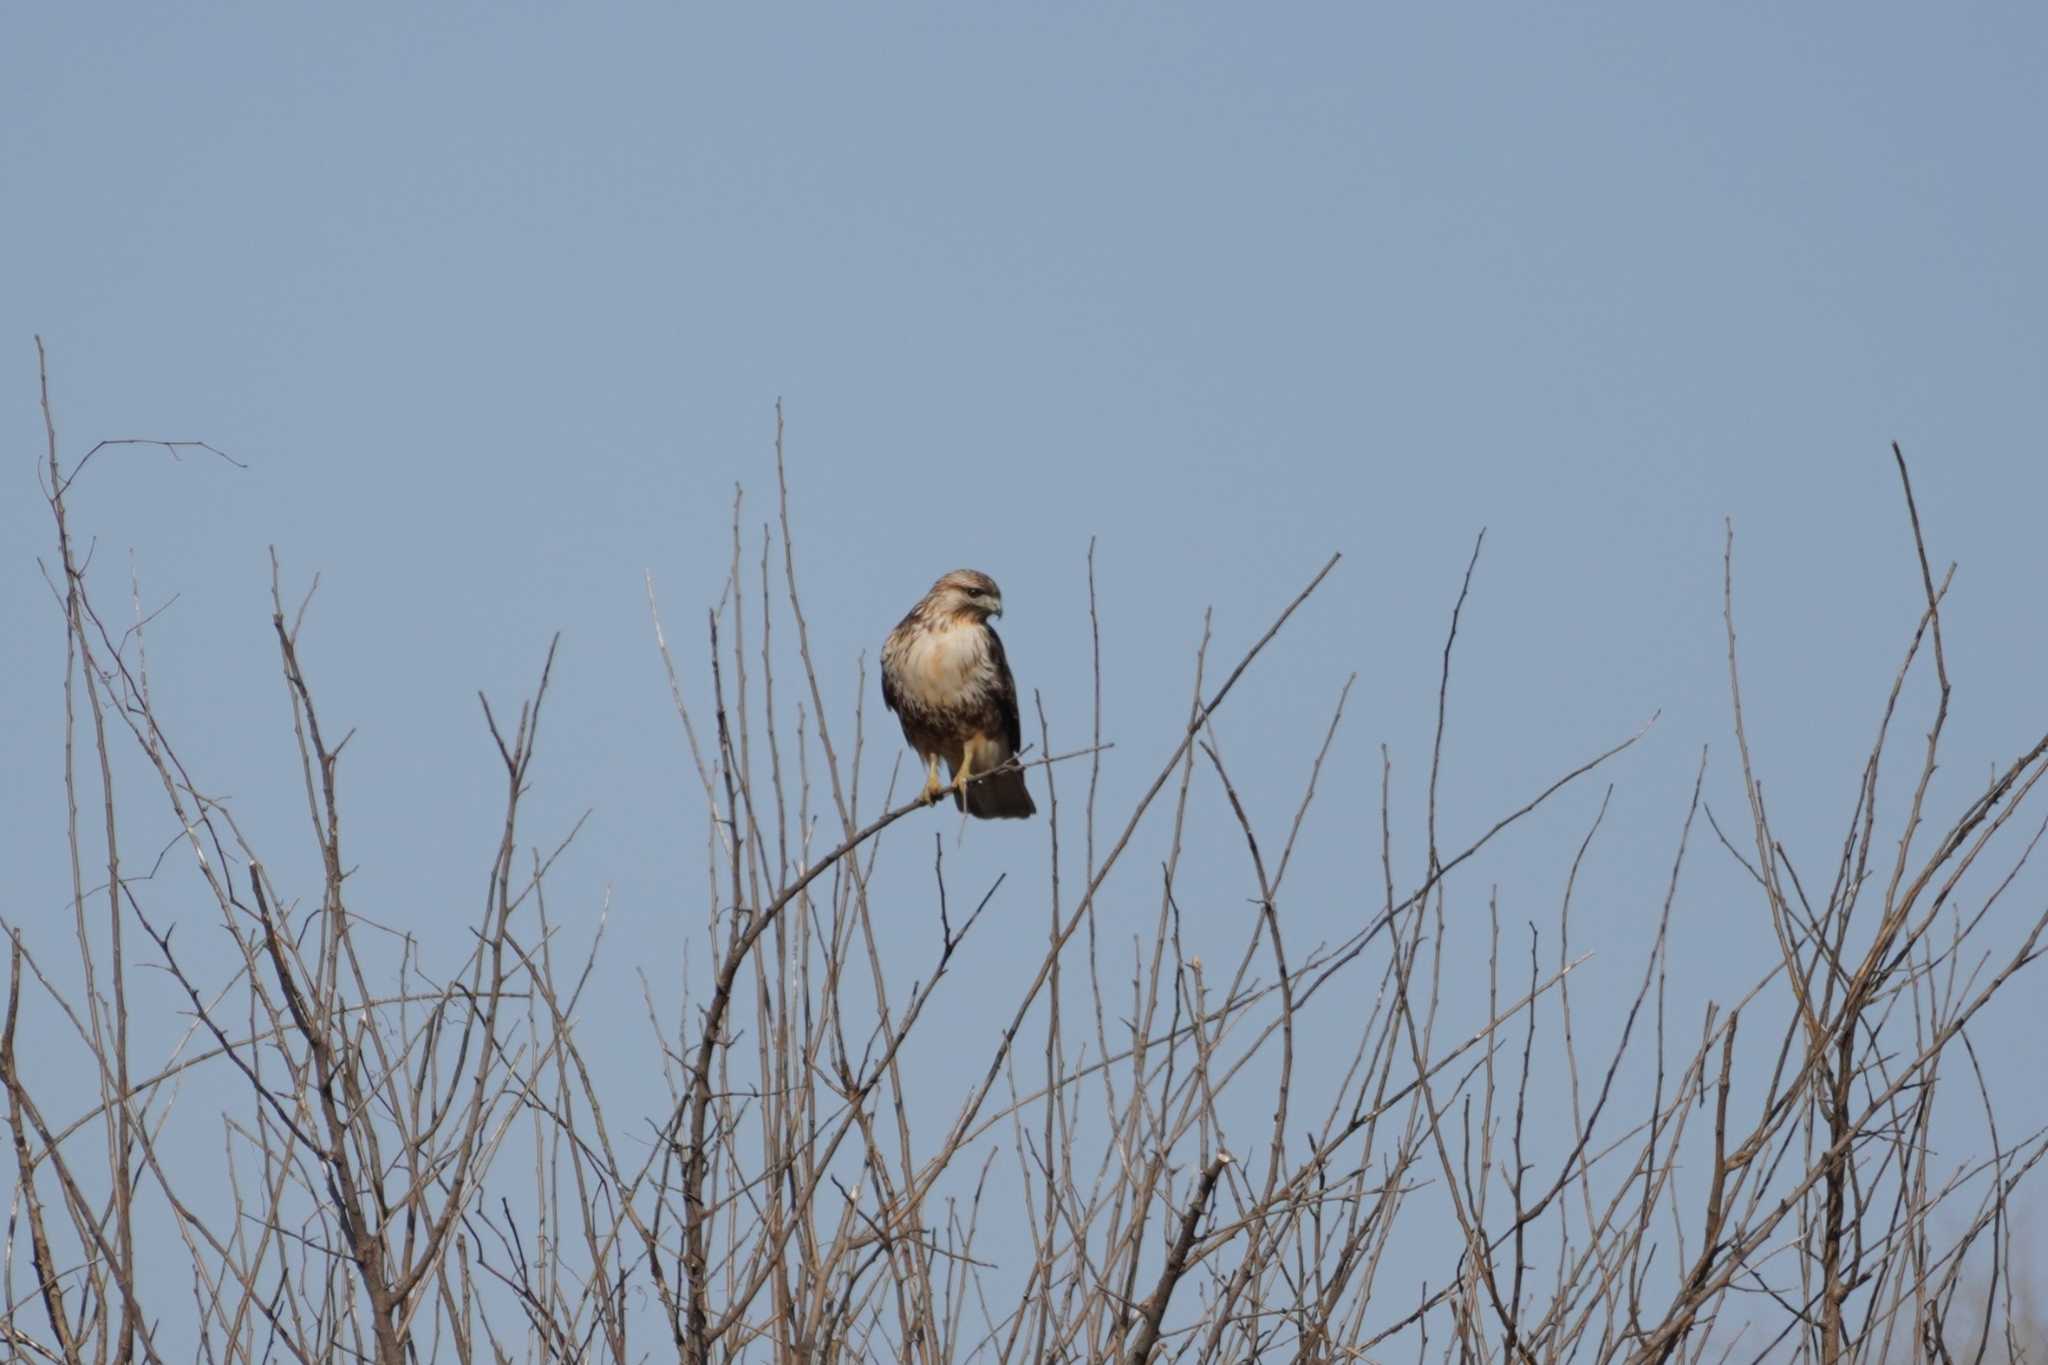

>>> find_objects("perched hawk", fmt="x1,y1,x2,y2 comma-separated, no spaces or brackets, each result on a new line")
880,569,1036,819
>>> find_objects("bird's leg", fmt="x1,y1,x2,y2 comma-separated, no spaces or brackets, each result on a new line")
921,753,945,805
952,749,975,801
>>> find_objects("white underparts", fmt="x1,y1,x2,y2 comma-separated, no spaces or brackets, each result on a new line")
891,621,992,714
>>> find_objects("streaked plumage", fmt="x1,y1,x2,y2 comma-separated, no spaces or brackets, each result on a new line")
880,569,1036,819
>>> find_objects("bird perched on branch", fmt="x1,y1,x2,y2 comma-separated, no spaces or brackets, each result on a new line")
880,569,1036,819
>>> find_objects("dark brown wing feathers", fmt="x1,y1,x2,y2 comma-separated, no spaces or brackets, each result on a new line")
880,603,919,717
985,624,1023,753
880,653,905,716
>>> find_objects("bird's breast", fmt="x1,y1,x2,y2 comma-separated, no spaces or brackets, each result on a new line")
896,623,988,711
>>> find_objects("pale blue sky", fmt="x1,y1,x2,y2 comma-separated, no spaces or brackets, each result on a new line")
6,3,2046,1349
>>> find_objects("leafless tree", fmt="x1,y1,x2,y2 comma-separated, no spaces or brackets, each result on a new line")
7,344,2045,1362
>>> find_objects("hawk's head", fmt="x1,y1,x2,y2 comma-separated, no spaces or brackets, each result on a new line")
927,569,1004,621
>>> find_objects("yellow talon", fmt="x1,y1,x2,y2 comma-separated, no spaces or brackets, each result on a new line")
953,750,975,801
921,753,945,805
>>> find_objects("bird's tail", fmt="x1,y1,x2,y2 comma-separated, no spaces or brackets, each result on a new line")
959,763,1036,819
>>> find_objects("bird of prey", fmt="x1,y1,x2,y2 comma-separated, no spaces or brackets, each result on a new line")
880,569,1036,819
